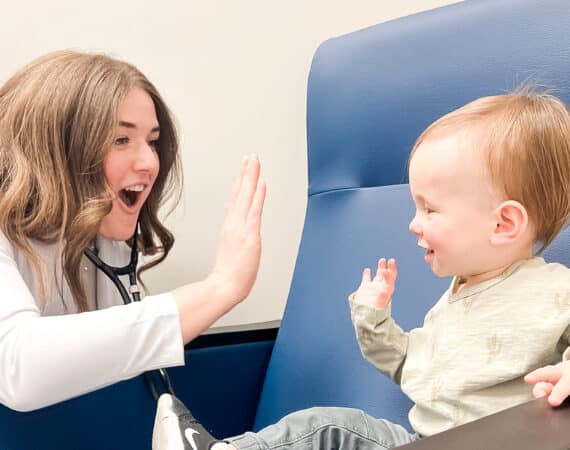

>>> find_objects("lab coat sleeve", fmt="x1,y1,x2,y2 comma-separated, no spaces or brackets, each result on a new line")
0,241,184,412
349,297,409,384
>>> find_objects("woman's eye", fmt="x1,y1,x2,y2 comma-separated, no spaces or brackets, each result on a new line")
148,139,159,149
114,137,129,145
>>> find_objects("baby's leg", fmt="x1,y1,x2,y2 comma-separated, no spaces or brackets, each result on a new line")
152,396,416,450
226,406,418,450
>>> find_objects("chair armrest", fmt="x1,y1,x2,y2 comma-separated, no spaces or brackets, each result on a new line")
399,398,570,450
167,321,279,439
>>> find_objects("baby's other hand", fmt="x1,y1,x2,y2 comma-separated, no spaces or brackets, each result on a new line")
352,258,397,309
524,360,570,407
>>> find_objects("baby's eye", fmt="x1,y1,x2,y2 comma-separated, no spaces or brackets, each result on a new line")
425,206,435,214
114,136,129,146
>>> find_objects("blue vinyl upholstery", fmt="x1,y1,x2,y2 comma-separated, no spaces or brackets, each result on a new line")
254,0,570,431
0,340,275,449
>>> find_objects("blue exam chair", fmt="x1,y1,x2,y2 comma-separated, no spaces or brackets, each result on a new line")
1,0,570,448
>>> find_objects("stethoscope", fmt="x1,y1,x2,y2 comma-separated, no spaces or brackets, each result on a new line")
83,225,176,400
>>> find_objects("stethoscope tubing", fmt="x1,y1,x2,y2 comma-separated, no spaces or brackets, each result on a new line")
83,239,141,303
83,228,175,399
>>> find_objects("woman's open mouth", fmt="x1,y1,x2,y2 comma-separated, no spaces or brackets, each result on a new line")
118,184,146,208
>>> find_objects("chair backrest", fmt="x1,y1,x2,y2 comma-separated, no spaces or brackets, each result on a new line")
0,377,155,449
254,0,570,431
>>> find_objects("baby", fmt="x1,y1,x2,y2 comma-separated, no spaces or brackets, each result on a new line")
155,89,570,450
350,88,570,438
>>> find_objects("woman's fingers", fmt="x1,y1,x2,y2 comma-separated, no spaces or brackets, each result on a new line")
227,155,249,212
235,155,260,219
247,179,266,232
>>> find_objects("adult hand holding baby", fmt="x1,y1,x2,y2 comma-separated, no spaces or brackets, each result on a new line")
525,360,570,407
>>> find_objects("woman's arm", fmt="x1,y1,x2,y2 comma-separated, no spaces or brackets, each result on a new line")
0,250,183,412
0,155,265,411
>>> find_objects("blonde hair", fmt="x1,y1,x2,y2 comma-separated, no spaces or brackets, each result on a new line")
0,50,183,311
410,88,570,252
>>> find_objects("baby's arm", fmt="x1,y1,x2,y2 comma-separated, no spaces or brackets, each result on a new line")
349,258,408,383
352,258,397,309
525,360,570,407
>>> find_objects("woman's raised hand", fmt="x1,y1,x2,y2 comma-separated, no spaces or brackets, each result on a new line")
209,154,266,304
173,155,266,343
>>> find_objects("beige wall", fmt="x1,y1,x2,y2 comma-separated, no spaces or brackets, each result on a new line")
1,0,460,327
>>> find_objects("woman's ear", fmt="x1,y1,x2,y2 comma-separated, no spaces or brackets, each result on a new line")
490,200,529,247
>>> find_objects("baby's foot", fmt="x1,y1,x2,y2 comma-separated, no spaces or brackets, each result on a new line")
152,393,230,450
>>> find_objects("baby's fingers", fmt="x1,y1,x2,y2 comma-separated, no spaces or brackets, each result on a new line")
375,257,397,284
387,258,398,281
375,258,387,279
361,268,372,284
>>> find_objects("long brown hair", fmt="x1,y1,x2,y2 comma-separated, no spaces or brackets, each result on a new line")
0,50,183,311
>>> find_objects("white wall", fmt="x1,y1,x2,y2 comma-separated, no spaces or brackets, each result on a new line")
1,0,460,327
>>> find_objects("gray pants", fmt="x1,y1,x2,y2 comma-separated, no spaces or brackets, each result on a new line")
230,407,419,450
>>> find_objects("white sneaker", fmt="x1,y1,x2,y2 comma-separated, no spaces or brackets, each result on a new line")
152,393,226,450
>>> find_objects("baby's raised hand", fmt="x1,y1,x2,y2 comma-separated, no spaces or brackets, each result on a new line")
352,258,397,309
524,360,570,407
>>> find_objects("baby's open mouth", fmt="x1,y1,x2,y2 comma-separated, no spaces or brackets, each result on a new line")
118,184,145,207
418,241,433,255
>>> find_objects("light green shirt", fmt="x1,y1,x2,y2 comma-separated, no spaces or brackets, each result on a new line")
349,257,570,437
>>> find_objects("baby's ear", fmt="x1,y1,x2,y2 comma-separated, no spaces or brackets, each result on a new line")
490,200,529,246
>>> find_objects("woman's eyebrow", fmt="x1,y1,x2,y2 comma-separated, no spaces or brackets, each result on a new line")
118,120,160,133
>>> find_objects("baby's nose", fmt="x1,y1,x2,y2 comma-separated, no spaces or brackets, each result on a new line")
409,216,421,235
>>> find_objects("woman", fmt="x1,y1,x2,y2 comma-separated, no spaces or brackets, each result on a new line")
0,50,265,411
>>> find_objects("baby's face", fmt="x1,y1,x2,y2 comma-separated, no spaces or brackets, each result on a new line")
408,132,504,282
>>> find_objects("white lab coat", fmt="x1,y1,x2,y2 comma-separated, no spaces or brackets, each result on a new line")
0,232,184,411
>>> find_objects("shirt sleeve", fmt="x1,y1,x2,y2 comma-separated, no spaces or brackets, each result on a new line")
348,295,409,384
562,325,570,361
0,239,184,412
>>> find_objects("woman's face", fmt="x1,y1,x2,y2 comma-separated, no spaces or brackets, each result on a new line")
99,87,160,241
